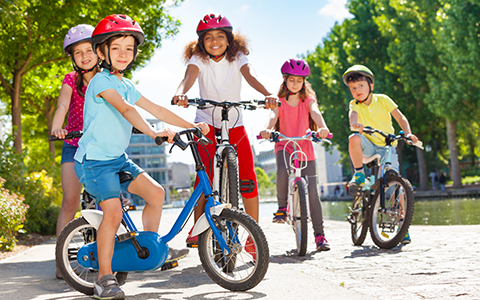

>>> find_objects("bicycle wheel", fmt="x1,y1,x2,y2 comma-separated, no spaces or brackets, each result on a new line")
349,194,369,246
198,208,269,291
219,147,240,208
291,180,308,256
369,175,415,249
56,217,128,295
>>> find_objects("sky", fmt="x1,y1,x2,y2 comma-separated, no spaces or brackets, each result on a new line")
132,0,352,163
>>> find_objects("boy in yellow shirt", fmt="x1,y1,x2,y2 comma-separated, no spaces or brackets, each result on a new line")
343,65,418,243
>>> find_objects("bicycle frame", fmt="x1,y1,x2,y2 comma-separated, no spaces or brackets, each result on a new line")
77,129,234,273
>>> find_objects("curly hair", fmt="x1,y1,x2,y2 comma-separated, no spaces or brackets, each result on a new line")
275,79,318,131
182,31,250,64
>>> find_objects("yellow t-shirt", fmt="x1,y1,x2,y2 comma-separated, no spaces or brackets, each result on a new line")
349,94,398,146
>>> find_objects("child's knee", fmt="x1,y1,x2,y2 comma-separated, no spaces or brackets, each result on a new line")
349,134,362,146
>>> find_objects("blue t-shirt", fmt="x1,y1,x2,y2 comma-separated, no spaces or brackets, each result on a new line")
75,69,142,161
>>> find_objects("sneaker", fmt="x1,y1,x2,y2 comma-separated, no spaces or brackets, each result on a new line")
272,207,287,223
93,274,125,300
186,227,198,248
348,172,367,188
315,234,331,251
165,247,189,263
401,231,411,244
244,236,256,262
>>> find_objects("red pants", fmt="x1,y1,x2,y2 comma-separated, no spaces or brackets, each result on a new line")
194,125,258,198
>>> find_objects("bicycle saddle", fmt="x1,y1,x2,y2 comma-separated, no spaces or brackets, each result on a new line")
362,154,381,164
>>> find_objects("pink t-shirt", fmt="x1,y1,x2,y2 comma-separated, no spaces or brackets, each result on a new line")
274,95,316,161
62,72,86,147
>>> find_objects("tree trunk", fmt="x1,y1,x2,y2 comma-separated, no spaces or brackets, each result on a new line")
446,119,462,188
416,146,428,190
45,95,56,159
12,71,23,153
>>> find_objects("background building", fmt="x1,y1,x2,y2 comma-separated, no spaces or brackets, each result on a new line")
125,119,170,205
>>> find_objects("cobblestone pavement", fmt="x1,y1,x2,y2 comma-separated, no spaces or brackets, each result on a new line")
1,209,479,300
263,217,480,300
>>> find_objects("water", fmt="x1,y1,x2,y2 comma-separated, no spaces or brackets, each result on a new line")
162,198,480,226
320,198,480,225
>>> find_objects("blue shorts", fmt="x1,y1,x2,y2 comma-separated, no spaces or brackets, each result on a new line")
61,142,77,164
74,154,144,202
351,133,399,171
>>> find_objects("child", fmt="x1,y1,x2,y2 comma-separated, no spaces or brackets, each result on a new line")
343,64,418,244
51,24,99,279
74,14,209,299
172,14,278,247
259,58,331,251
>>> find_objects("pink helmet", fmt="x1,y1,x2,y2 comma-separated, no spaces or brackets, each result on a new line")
196,14,233,36
281,58,311,77
63,24,95,55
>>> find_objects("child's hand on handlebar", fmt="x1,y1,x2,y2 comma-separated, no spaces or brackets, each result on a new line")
350,122,364,132
406,133,419,144
259,129,272,139
264,95,279,109
316,127,330,139
194,122,210,136
172,95,189,108
156,128,176,143
51,128,68,140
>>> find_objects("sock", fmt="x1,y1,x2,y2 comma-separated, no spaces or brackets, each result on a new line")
355,167,364,174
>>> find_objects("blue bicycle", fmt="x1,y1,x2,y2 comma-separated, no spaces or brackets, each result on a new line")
55,127,270,295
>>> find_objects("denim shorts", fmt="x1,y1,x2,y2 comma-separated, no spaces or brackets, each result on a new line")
74,154,144,202
351,133,399,171
61,142,78,164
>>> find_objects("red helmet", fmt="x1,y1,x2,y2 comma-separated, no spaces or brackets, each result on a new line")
196,14,232,36
91,14,144,54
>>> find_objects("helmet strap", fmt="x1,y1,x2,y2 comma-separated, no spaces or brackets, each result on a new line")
208,45,229,60
355,80,373,104
71,57,97,74
100,40,138,75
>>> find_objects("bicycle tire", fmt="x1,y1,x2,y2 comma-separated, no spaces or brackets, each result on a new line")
369,175,415,249
56,217,128,295
198,208,269,291
291,180,308,256
219,147,240,209
350,194,369,246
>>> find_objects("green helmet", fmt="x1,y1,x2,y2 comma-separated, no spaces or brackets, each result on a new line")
342,65,375,86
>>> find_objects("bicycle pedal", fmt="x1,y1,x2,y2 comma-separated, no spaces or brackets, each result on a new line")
117,232,137,242
161,260,179,271
348,185,363,196
187,243,198,248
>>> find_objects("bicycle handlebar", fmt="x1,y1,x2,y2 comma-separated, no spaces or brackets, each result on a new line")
48,131,83,141
171,98,281,110
351,126,424,150
155,127,212,152
257,131,333,145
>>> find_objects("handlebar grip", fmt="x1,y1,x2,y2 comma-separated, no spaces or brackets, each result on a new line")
256,134,262,140
48,131,83,141
155,136,169,146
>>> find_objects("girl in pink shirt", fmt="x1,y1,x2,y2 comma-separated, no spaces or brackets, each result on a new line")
51,24,100,278
259,58,331,251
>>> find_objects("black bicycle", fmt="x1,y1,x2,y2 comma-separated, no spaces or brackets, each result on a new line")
347,127,423,249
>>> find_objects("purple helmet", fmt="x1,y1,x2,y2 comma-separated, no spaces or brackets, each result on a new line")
281,58,311,77
63,24,95,55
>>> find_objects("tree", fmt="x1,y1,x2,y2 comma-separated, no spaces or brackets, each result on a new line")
0,0,183,153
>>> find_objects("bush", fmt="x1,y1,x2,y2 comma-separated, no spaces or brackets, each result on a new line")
0,138,60,235
0,177,29,251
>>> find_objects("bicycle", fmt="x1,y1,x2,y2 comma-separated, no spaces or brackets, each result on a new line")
172,98,276,210
55,127,270,295
347,126,424,249
259,131,332,256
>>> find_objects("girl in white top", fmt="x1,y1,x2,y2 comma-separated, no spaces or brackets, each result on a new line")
173,14,277,248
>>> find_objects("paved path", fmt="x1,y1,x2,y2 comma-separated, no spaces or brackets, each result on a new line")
1,207,479,300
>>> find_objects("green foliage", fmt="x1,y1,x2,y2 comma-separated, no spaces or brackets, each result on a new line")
0,177,29,251
255,167,274,189
0,136,60,235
